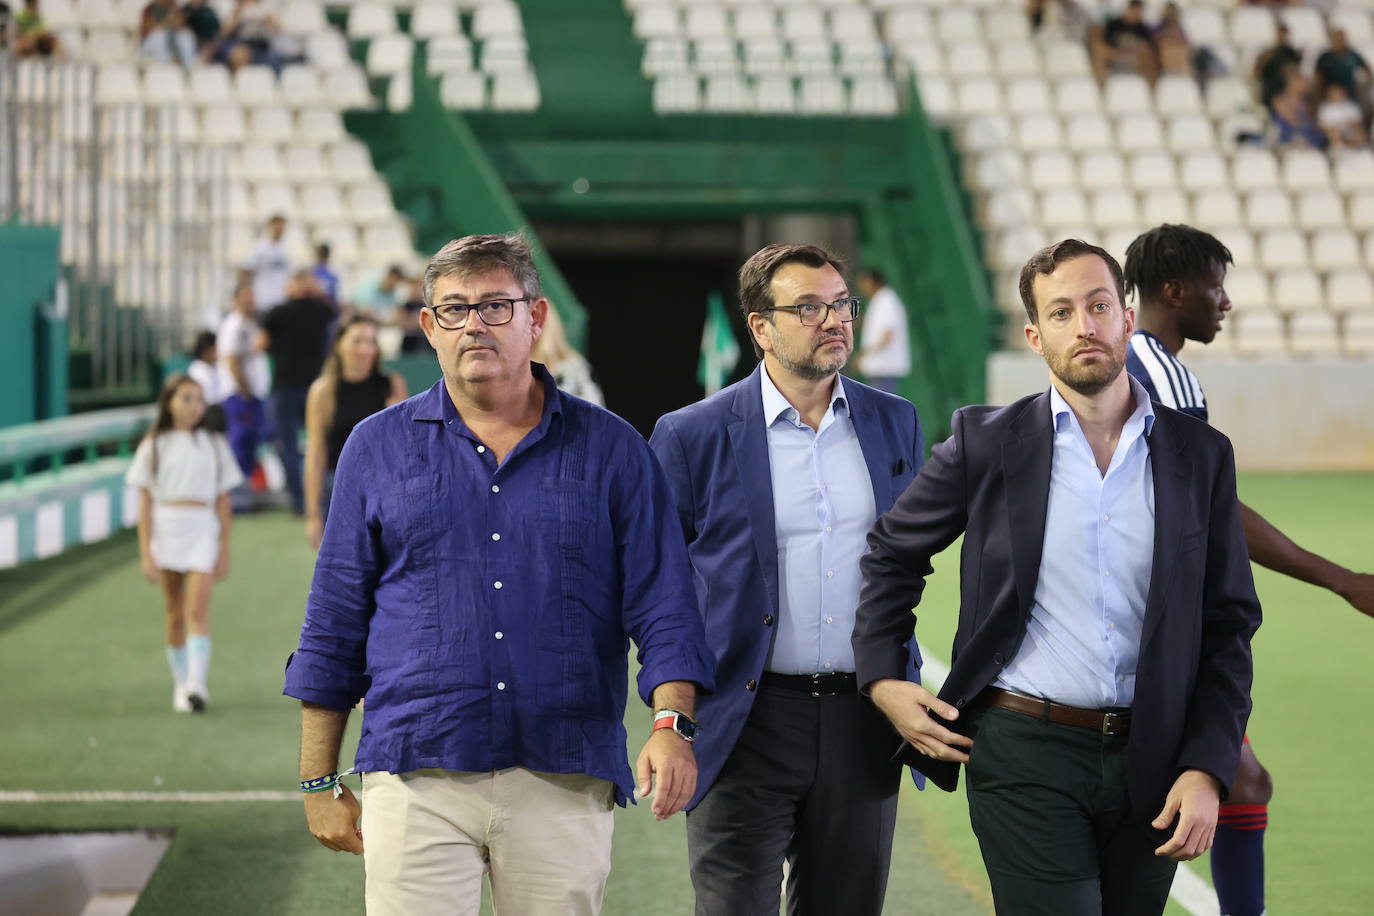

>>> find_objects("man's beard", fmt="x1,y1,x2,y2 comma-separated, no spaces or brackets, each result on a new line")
771,331,849,381
1044,342,1125,396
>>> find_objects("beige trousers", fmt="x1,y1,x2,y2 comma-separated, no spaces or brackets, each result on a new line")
361,767,615,916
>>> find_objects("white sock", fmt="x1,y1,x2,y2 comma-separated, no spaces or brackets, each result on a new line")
186,635,211,694
166,645,189,688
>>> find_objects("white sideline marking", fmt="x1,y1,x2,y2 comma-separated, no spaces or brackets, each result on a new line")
0,791,297,803
915,642,1219,916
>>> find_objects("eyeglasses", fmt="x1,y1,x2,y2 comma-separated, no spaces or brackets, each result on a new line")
428,298,530,330
762,297,861,327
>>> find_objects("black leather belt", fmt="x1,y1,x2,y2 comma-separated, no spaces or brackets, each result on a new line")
761,671,857,698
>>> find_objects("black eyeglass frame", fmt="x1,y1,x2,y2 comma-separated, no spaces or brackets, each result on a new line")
427,297,532,330
759,296,862,327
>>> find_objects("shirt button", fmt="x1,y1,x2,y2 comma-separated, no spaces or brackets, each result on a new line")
497,681,506,690
494,631,504,639
491,533,501,541
1103,514,1110,522
825,570,834,579
1108,622,1116,629
491,485,500,493
825,616,833,624
763,615,774,626
1104,570,1112,578
493,581,503,590
446,419,452,425
823,662,832,669
746,679,757,691
476,445,486,453
1117,675,1125,682
825,526,832,533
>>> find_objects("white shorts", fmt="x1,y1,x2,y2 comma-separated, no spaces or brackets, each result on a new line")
151,504,220,573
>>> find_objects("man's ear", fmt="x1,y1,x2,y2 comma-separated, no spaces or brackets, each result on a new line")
1024,321,1043,356
529,297,549,340
747,312,773,356
1162,279,1185,309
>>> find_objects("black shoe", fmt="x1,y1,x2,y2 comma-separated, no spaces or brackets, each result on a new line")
187,692,207,713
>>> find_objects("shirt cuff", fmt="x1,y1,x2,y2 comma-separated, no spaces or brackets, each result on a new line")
636,650,717,707
281,650,367,712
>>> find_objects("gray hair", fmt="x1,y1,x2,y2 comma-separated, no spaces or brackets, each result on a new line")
421,232,543,307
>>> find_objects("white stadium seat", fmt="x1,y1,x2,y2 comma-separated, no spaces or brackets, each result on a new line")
984,188,1036,228
1168,115,1216,153
348,2,397,39
1079,151,1127,191
654,74,701,112
1297,190,1347,231
1065,113,1115,153
1281,149,1332,192
1309,230,1364,272
1259,229,1311,271
1226,268,1272,311
1244,190,1295,230
1346,312,1374,355
1117,115,1165,150
1091,189,1142,230
1006,78,1053,113
1040,189,1090,226
1233,311,1286,355
235,65,279,106
472,3,525,40
1156,76,1203,114
799,75,847,114
1027,152,1076,191
1232,150,1280,191
1104,75,1152,114
1130,153,1179,192
1016,115,1063,153
1289,311,1341,355
1180,152,1229,192
734,8,777,40
367,34,414,77
1327,270,1374,312
411,3,460,39
1334,150,1374,192
1192,189,1244,230
1140,189,1191,225
957,79,1003,116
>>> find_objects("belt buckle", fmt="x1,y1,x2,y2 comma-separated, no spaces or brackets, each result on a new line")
1101,712,1121,736
810,672,835,699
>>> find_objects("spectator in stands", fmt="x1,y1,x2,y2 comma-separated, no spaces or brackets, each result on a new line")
1254,24,1303,108
218,0,281,71
354,264,411,321
217,281,272,500
126,373,243,714
1095,0,1158,83
187,330,226,432
139,1,197,67
1026,0,1094,44
259,270,336,517
181,0,222,58
1318,82,1369,150
398,280,429,354
13,0,61,58
531,304,604,405
310,243,340,305
854,268,911,396
247,214,292,312
302,314,406,549
1315,28,1371,107
1152,2,1192,77
1270,71,1327,149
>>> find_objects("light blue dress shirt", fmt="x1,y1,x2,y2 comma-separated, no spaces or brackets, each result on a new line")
760,367,876,675
994,376,1157,709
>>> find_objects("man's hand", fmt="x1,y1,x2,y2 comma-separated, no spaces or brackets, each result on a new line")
304,783,363,855
635,729,697,820
1152,769,1221,861
869,678,972,763
1336,570,1374,619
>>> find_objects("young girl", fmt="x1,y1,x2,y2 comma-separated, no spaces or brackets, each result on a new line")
303,314,407,548
126,374,244,713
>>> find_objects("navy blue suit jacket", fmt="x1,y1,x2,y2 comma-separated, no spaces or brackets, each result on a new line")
852,392,1262,817
650,364,925,810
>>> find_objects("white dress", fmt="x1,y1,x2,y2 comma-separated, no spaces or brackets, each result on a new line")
125,431,245,573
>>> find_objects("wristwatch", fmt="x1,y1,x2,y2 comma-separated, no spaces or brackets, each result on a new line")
653,708,698,743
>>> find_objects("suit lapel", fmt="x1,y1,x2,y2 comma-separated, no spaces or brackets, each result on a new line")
1140,412,1189,654
729,367,781,614
844,379,891,513
1002,394,1054,617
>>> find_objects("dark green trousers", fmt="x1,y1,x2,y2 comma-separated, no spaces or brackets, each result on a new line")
965,705,1178,916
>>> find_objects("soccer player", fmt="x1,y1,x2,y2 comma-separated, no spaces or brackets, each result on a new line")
1124,223,1374,916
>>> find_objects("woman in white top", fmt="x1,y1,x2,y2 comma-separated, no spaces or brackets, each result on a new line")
125,374,244,713
531,304,605,405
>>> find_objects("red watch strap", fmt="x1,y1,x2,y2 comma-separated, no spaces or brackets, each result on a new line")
653,716,677,732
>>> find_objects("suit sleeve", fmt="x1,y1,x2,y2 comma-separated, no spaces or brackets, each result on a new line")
1175,438,1262,795
853,409,970,693
647,415,696,547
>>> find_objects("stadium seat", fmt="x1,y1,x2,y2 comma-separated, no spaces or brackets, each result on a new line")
281,66,324,108
838,39,887,76
916,77,952,118
936,9,980,43
1244,190,1296,230
307,32,351,71
1309,230,1364,272
1042,41,1091,78
386,71,413,112
281,1,327,35
314,223,361,263
77,0,124,30
1192,189,1244,230
1079,151,1127,191
1064,113,1115,153
1233,311,1286,355
961,114,1013,153
1016,114,1063,153
1116,115,1165,150
367,34,414,77
971,150,1026,192
799,75,846,114
1282,149,1332,191
1205,76,1255,118
1220,229,1257,266
1091,190,1142,230
253,182,299,221
1041,189,1090,226
1259,229,1311,271
1330,8,1374,45
1334,150,1374,192
984,188,1036,228
362,221,416,266
788,38,837,75
410,3,460,39
1131,153,1179,192
1140,188,1191,225
235,66,279,106
142,64,188,106
300,184,346,224
1006,78,1053,114
1344,311,1374,355
284,146,327,184
957,79,1003,116
1230,7,1277,48
883,10,932,45
1181,8,1228,47
84,30,133,66
297,108,347,144
1226,268,1271,310
321,66,375,110
897,41,944,78
1104,75,1152,114
985,9,1031,43
1279,7,1327,51
948,53,994,80
704,75,753,112
1156,76,1203,114
1180,153,1229,192
995,45,1041,79
733,8,777,40
347,2,398,40
200,105,247,145
653,74,700,112
850,77,899,116
1168,115,1216,153
441,72,487,109
1297,190,1348,231
686,6,731,41
645,36,690,75
346,182,395,223
249,107,295,144
472,3,525,40
694,38,740,75
238,144,285,183
491,72,540,111
830,9,878,42
754,75,796,113
1288,311,1341,355
1232,149,1280,191
190,66,233,105
327,142,376,184
1027,152,1075,191
480,36,530,74
634,5,680,39
990,225,1048,271
741,38,786,75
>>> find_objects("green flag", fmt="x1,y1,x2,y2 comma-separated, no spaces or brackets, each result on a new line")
698,291,740,395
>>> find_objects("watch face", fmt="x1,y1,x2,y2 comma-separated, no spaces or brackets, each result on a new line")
677,718,698,740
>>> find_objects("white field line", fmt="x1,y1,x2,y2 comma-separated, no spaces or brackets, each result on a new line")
0,791,297,803
915,642,1219,916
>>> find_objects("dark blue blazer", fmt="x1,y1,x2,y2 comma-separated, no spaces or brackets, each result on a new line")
852,391,1262,817
650,364,925,810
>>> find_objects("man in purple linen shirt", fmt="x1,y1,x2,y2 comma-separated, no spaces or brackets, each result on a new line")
283,233,714,915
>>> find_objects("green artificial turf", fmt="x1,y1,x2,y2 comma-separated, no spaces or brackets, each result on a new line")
2,472,1371,913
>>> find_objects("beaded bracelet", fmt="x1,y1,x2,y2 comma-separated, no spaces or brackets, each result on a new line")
299,767,356,799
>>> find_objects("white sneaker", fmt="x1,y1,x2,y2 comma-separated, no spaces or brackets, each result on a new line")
172,684,192,713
